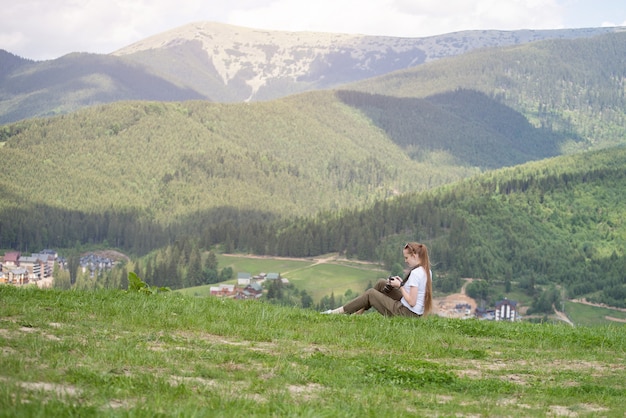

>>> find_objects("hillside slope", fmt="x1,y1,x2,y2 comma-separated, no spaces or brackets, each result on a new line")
336,89,570,168
0,94,423,219
0,85,570,253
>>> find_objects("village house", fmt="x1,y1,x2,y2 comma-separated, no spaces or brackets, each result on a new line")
80,253,115,277
494,298,518,321
236,282,264,300
1,252,30,285
209,271,285,300
209,284,236,297
237,272,252,286
1,249,58,287
2,251,20,270
474,307,496,320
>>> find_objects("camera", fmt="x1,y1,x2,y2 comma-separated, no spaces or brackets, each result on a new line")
383,276,395,293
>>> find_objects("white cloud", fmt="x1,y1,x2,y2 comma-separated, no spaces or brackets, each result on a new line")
227,0,565,37
600,20,626,28
1,0,231,60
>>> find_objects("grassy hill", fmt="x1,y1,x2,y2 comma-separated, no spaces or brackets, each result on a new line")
1,285,625,416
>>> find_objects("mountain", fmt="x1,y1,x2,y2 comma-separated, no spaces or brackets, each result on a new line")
3,105,625,305
348,30,626,151
0,51,205,124
112,22,622,103
1,22,624,124
0,50,34,78
2,24,626,308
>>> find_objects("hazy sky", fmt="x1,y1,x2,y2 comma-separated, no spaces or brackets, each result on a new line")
2,0,625,61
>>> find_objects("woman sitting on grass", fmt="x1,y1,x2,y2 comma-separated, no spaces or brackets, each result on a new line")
323,242,432,317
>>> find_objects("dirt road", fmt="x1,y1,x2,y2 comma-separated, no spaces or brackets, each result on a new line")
434,278,478,318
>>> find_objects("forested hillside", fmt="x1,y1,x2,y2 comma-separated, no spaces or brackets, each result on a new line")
239,146,626,309
350,31,626,151
1,87,555,253
2,89,624,307
336,89,571,168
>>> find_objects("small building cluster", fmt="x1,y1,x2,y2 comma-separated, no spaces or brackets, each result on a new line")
80,253,116,277
475,299,518,321
210,271,287,299
0,250,59,288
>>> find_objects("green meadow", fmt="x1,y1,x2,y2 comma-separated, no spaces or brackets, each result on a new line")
1,285,625,417
178,254,387,303
564,301,626,327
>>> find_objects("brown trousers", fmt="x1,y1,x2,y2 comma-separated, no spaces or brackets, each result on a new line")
342,279,419,317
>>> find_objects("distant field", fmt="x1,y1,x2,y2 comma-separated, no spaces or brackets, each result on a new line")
177,253,387,303
565,300,626,327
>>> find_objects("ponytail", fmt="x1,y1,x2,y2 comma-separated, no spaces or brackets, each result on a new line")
404,242,433,315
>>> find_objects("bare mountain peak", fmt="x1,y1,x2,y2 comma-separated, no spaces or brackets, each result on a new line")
112,21,362,56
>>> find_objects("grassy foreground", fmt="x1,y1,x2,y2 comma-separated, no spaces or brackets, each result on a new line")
1,286,625,417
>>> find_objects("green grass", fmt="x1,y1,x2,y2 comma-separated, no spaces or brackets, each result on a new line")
564,301,626,327
216,254,316,277
1,285,625,417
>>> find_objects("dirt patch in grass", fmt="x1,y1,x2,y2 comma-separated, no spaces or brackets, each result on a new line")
549,403,610,417
26,381,81,396
288,383,322,402
9,380,82,398
169,375,218,388
449,357,621,384
605,316,626,323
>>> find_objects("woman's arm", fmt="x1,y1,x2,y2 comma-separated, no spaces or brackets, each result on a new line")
397,268,424,307
402,285,419,307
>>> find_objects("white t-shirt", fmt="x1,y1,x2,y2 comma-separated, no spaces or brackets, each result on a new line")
400,266,429,315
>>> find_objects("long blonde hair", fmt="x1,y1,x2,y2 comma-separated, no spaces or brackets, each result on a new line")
404,242,432,315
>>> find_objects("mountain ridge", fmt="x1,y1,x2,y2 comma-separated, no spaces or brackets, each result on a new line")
112,21,626,102
1,22,625,123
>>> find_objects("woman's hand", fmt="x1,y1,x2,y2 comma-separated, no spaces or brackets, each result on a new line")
390,276,401,288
